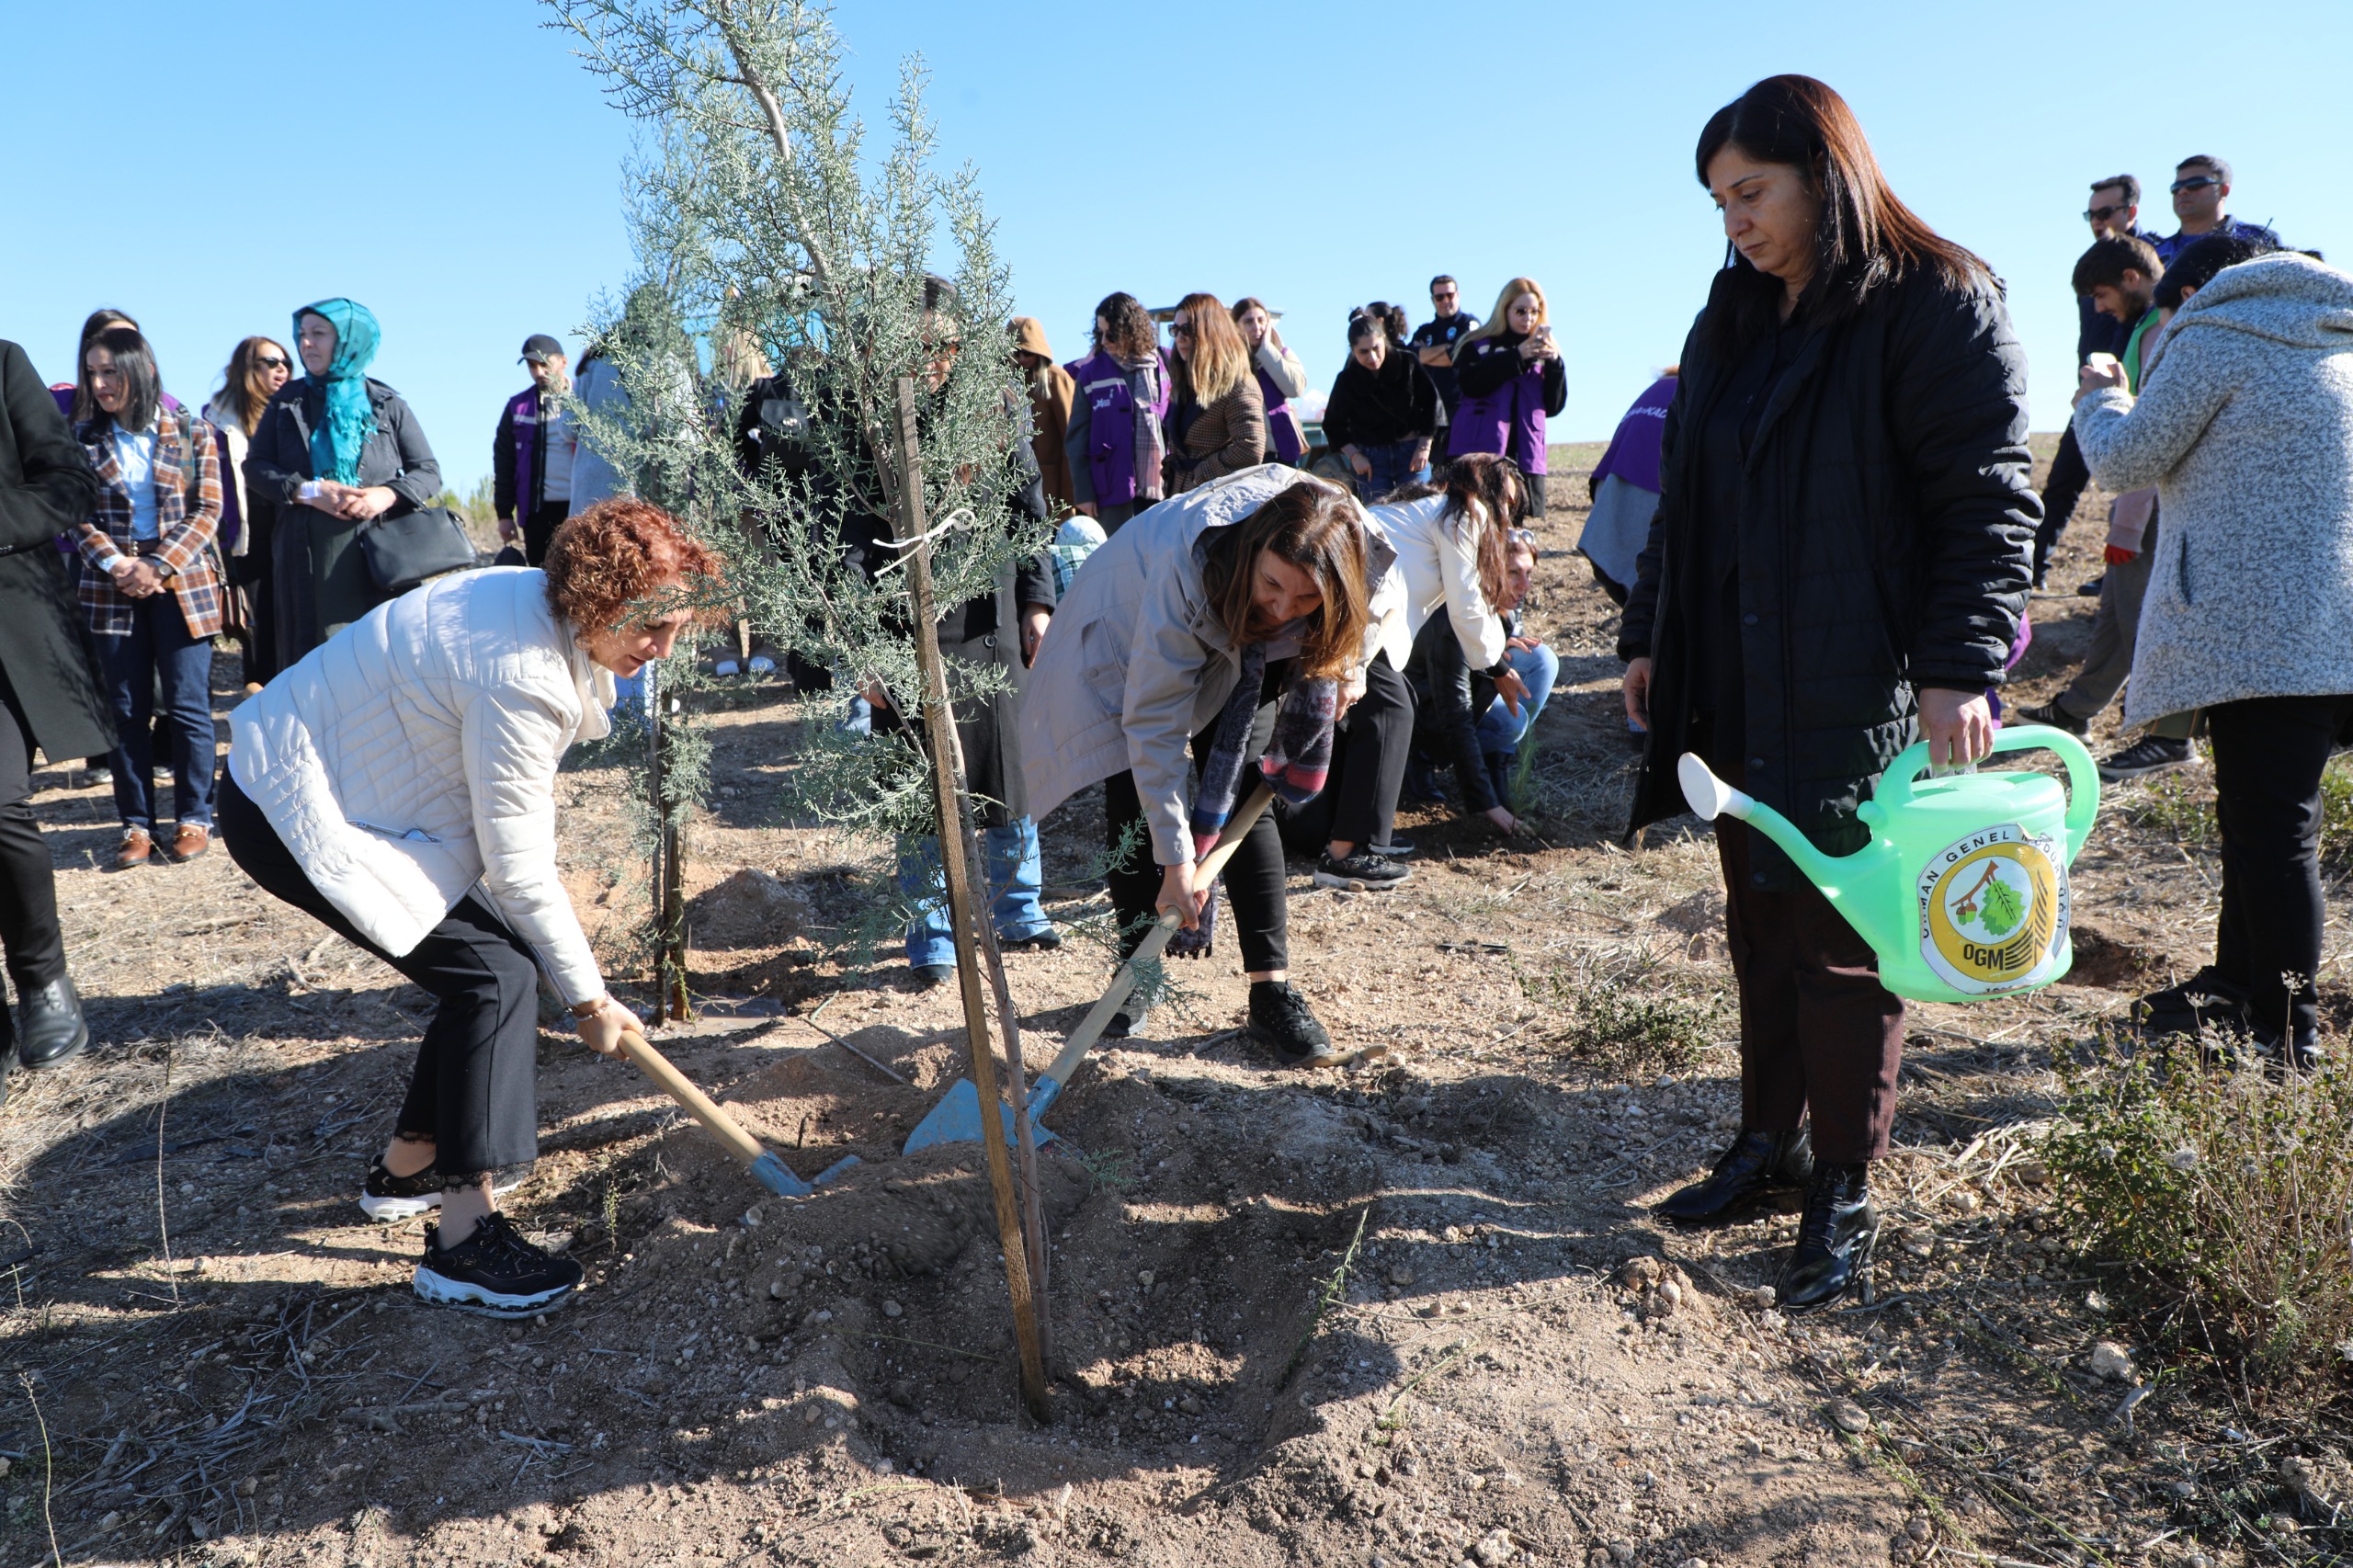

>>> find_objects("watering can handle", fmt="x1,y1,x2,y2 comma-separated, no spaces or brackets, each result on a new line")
1889,723,2101,864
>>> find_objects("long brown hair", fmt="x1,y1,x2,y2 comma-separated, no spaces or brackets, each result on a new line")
1383,453,1526,609
214,336,290,436
1695,74,1989,353
1198,481,1370,680
1173,291,1249,406
1091,291,1156,362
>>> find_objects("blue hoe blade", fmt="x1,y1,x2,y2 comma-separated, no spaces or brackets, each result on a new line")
748,1151,814,1198
902,1074,1065,1154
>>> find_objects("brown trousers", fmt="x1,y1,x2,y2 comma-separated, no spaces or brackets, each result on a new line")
1716,817,1905,1164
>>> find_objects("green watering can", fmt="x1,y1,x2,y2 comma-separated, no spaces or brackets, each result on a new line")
1678,725,2101,1005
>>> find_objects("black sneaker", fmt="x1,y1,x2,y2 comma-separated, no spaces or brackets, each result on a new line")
415,1212,583,1317
1000,928,1063,952
2131,966,2251,1041
358,1160,531,1221
1368,838,1415,859
2013,699,2088,738
1313,851,1410,892
1246,981,1336,1067
2098,734,2192,782
2076,574,2106,597
1105,993,1152,1040
910,963,955,992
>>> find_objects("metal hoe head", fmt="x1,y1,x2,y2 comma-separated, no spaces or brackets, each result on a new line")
902,1074,1065,1155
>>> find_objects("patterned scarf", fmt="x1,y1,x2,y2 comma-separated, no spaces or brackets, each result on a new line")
1168,642,1338,958
293,298,381,485
1124,354,1167,503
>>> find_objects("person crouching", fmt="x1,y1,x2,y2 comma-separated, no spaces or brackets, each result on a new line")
220,499,714,1315
1020,468,1392,1064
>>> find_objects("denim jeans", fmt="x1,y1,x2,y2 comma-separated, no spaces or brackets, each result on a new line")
1475,643,1561,756
99,594,217,831
896,816,1050,969
1353,438,1429,503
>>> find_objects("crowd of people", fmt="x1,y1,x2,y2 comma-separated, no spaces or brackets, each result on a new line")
0,74,2343,1323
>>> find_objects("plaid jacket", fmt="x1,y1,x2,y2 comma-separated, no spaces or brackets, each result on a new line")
75,406,226,638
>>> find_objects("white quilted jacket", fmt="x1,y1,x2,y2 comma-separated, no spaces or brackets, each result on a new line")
228,567,617,1005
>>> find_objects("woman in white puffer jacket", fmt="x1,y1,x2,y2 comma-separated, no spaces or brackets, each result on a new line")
220,497,716,1315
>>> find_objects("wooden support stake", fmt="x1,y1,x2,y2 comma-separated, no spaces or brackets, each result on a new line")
648,664,692,1023
889,376,1051,1420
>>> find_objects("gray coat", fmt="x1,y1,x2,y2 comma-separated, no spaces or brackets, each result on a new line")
2074,252,2353,724
1019,465,1396,865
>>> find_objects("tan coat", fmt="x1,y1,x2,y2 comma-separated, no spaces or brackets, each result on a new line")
1009,316,1076,510
1164,378,1267,494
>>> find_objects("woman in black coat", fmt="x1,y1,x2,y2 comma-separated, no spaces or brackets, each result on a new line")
1619,76,2037,1310
1322,312,1439,501
0,340,114,1094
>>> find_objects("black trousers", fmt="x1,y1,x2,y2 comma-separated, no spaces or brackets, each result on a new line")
1716,767,1905,1165
1404,615,1502,813
219,777,543,1179
1305,651,1412,849
0,678,67,1001
2204,692,2353,1040
1103,690,1290,974
522,503,574,569
2034,425,2092,580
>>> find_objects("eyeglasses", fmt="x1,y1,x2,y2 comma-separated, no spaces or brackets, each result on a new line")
2169,176,2221,194
2083,203,2125,223
256,356,290,369
1171,323,1195,339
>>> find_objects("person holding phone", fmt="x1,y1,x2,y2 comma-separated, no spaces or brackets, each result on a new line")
244,299,441,665
1447,279,1567,515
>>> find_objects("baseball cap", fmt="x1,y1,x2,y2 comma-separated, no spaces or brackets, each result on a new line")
519,334,564,365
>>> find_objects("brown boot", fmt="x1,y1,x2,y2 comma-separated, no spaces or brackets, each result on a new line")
170,824,212,863
112,826,153,870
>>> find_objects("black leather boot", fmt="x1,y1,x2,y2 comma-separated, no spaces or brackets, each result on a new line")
1657,1127,1813,1224
17,974,89,1071
1778,1162,1879,1312
0,1000,17,1108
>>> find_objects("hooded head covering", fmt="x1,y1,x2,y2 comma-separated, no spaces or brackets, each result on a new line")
1008,316,1054,359
293,298,381,484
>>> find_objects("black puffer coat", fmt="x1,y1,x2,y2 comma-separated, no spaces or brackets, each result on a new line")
1619,266,2039,890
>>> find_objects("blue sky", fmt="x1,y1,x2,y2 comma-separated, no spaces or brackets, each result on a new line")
7,0,2348,492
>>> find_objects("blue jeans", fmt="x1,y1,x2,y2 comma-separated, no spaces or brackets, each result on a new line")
896,816,1051,969
1353,438,1429,503
100,594,217,830
1475,642,1560,756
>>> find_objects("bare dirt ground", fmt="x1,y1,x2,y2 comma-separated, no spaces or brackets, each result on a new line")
5,441,2347,1567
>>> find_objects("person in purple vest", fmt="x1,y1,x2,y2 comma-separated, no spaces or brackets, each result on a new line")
1232,298,1309,465
1579,369,1678,607
1448,278,1567,515
494,335,579,567
1062,292,1169,533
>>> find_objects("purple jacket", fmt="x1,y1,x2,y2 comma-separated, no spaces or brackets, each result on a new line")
493,386,550,520
1254,365,1305,464
1446,335,1565,474
1065,348,1170,507
1590,375,1677,494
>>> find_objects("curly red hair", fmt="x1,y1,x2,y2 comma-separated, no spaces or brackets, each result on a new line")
542,498,721,631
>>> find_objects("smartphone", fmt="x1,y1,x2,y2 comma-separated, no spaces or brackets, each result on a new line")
2085,352,2120,373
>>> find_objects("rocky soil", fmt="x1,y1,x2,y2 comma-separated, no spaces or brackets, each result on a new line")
3,439,2346,1567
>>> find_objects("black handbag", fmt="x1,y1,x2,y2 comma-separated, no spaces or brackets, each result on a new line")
358,506,480,595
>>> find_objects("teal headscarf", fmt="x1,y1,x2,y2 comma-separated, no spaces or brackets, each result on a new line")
294,298,381,484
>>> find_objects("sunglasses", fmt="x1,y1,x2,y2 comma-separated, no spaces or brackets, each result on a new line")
256,355,290,369
2083,203,2126,223
1171,323,1195,338
2169,176,2221,194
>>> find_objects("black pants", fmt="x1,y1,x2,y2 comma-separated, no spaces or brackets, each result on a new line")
2204,692,2353,1040
1716,769,1905,1165
1405,615,1502,813
219,777,543,1178
522,503,574,568
1103,690,1290,974
2034,425,2092,581
0,679,67,1001
1310,651,1412,849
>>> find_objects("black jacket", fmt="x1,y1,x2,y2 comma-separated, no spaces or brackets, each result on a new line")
1322,348,1439,450
0,342,111,763
1619,267,2038,888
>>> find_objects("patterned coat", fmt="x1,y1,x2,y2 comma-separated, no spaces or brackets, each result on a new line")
74,404,226,638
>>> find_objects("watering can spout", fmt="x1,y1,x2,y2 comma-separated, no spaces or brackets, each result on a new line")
1677,753,1854,900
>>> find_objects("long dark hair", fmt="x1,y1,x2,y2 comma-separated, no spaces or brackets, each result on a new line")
1090,291,1156,362
1197,481,1370,680
1695,75,1988,353
72,308,138,424
84,326,162,435
1383,453,1523,608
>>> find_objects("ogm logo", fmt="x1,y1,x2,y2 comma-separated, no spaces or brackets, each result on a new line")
1915,824,2068,995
